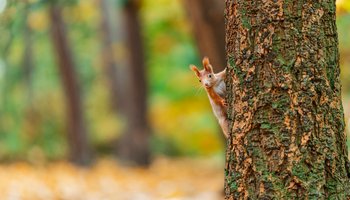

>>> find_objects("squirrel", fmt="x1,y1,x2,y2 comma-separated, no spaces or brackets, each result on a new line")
190,57,229,139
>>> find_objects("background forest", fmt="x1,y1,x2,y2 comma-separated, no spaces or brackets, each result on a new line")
0,0,227,162
0,0,350,199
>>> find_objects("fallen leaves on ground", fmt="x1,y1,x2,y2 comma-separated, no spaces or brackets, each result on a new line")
0,157,224,200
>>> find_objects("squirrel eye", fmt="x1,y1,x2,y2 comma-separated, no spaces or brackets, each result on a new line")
208,74,212,78
199,80,201,82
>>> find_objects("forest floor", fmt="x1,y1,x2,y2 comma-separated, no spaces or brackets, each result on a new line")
0,157,224,200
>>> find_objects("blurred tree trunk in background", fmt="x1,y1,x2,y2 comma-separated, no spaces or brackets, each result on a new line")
49,3,91,165
116,0,151,166
23,0,39,141
23,0,33,101
98,0,150,166
224,0,350,198
183,0,226,71
99,0,125,113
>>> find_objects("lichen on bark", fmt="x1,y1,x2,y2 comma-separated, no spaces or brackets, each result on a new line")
224,0,350,199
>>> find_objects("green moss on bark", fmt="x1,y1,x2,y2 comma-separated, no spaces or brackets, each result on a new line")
224,0,350,199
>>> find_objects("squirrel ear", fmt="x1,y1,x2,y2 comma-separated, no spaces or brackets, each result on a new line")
190,65,201,77
202,57,213,73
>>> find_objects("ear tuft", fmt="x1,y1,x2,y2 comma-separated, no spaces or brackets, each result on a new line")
202,57,213,73
189,65,197,71
190,65,201,77
202,57,210,67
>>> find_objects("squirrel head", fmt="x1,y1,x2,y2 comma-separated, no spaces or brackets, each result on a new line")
190,57,217,89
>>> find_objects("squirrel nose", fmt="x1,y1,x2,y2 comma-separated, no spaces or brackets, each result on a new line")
205,83,209,87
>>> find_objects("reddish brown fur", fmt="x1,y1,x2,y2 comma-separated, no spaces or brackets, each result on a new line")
207,88,226,114
190,57,228,138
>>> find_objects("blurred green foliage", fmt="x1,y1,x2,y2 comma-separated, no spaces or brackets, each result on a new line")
0,0,223,161
0,0,349,161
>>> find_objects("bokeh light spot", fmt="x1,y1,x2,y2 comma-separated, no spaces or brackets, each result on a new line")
0,0,7,14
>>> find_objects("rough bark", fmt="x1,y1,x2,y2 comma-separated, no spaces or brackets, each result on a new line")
116,0,151,166
224,0,350,199
49,3,91,165
183,0,226,71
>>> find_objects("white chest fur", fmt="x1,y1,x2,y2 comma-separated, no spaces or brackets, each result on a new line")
213,80,226,99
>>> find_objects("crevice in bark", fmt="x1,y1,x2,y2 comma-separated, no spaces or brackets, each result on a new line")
224,0,350,198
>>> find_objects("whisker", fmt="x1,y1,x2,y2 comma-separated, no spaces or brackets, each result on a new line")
192,84,200,95
195,85,204,96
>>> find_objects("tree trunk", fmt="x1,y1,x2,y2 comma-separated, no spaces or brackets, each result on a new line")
183,0,226,71
224,0,350,199
49,3,91,165
23,0,33,101
99,0,127,113
116,0,151,166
